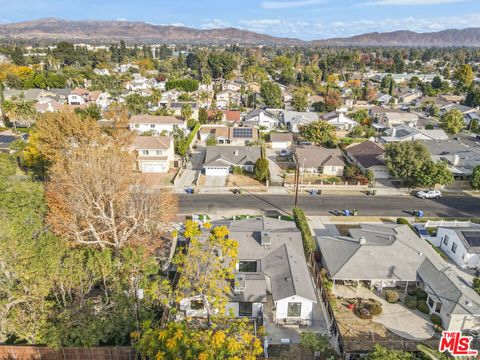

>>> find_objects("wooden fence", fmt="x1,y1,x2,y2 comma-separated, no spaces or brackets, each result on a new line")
0,346,136,360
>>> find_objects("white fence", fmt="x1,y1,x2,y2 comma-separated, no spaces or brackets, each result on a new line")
424,220,472,228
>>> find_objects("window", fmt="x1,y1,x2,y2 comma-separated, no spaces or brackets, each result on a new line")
190,299,204,310
134,124,140,128
428,297,434,308
239,302,253,317
287,302,302,317
142,150,149,156
238,261,257,272
452,242,457,253
150,124,155,129
443,235,449,245
435,302,442,313
156,150,163,155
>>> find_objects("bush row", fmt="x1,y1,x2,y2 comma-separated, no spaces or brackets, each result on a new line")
293,207,316,257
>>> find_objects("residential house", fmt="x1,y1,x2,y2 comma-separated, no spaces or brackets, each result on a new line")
224,81,242,92
198,125,259,145
344,141,390,179
203,146,261,176
370,107,419,128
216,90,240,109
398,90,422,105
244,109,279,129
223,110,241,125
294,147,345,176
93,68,110,76
35,100,64,113
3,88,52,102
180,217,318,328
317,223,480,332
380,124,448,143
282,110,318,133
429,225,480,269
160,89,181,105
323,113,358,131
126,73,152,91
375,93,394,105
198,125,230,144
270,132,294,152
68,88,89,105
131,136,174,173
129,115,187,134
88,90,110,109
440,104,480,126
423,140,480,179
0,130,27,153
168,102,199,120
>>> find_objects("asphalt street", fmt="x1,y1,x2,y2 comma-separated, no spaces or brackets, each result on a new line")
178,194,480,218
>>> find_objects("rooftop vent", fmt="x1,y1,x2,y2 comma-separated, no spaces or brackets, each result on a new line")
234,150,239,156
261,231,271,246
234,273,246,294
359,236,366,245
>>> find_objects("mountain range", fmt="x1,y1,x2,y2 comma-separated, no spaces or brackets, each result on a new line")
0,18,479,47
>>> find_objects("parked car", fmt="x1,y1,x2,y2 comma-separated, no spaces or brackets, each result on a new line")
416,189,441,199
412,224,429,238
280,149,288,157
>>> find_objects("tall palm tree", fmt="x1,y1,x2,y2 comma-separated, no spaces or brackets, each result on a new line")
2,98,38,133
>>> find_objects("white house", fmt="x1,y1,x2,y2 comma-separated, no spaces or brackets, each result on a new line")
131,136,174,173
295,147,345,176
282,110,318,133
430,227,480,269
325,113,358,131
129,115,187,134
270,132,293,152
67,93,85,105
244,109,279,129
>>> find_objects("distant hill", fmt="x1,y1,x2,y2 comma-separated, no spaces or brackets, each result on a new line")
0,18,479,47
311,28,480,47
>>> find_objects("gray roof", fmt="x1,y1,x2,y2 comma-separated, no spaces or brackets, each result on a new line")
318,224,425,281
221,217,317,302
447,228,480,254
204,146,261,167
345,141,385,169
318,223,480,317
295,147,345,168
423,140,480,176
3,88,45,101
230,273,267,303
282,110,318,124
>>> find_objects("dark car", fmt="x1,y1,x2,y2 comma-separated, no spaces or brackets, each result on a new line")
412,224,429,238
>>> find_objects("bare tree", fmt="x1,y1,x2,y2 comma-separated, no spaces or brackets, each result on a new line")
45,141,177,253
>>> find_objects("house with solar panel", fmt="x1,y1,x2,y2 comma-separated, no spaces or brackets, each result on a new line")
430,226,480,269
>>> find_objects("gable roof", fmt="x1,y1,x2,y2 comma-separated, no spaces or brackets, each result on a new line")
129,115,184,125
204,146,261,167
295,147,345,168
270,132,293,143
132,136,171,150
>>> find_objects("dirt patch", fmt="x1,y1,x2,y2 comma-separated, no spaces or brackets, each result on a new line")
227,174,264,187
267,344,313,360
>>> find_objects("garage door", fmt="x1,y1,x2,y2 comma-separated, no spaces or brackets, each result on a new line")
205,167,229,176
142,163,165,173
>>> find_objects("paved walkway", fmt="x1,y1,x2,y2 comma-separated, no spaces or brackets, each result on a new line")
334,285,435,341
205,176,227,187
174,149,205,189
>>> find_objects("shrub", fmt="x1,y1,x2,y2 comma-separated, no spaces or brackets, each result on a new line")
417,300,429,314
430,314,442,327
232,166,243,175
385,290,399,303
473,277,480,295
370,302,383,316
415,290,428,300
293,207,316,256
355,307,372,320
405,295,418,309
396,218,410,225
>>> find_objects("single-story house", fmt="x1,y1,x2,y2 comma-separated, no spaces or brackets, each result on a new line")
369,107,418,127
282,110,318,133
324,113,358,131
429,226,480,269
131,136,174,173
380,124,448,143
270,132,294,151
317,223,480,332
203,145,261,176
168,102,199,120
0,130,27,153
294,147,345,176
129,115,187,134
440,104,480,126
344,141,390,179
198,125,259,146
244,109,279,129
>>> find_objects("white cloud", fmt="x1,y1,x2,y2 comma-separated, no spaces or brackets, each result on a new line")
200,19,231,29
361,0,466,6
261,0,326,9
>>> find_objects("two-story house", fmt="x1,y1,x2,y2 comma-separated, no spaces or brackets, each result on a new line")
129,115,187,134
131,136,174,173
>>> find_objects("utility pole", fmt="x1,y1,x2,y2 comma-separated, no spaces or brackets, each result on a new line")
294,163,300,207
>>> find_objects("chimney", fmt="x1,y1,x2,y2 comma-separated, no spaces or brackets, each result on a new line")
453,154,460,166
261,231,271,246
234,150,239,156
359,236,366,245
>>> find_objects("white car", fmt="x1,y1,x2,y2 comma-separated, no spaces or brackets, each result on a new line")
416,189,441,199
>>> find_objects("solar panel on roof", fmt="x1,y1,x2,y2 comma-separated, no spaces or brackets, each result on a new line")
462,231,480,248
233,128,253,138
396,129,410,137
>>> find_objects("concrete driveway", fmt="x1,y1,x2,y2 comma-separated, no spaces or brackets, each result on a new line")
174,148,205,189
266,149,284,185
205,176,227,187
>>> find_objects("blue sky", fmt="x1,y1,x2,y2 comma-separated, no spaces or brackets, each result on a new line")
0,0,478,40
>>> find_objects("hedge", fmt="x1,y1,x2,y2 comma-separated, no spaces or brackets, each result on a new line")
186,122,201,148
417,300,429,314
293,207,316,257
396,218,410,225
405,295,418,309
430,314,442,327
